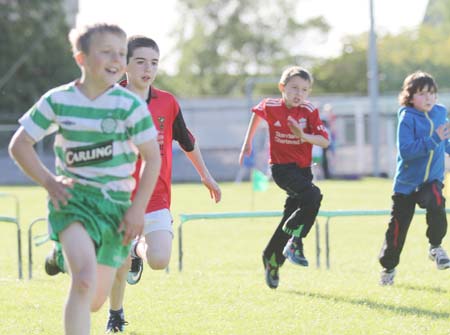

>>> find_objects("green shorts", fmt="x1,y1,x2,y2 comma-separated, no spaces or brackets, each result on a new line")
48,183,131,268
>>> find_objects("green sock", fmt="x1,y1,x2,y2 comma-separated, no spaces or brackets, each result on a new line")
290,224,304,238
269,253,278,268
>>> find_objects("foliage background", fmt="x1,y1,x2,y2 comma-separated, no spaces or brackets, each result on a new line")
0,0,79,123
2,0,449,123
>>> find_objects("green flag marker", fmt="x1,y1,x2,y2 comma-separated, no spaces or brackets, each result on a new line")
252,169,269,192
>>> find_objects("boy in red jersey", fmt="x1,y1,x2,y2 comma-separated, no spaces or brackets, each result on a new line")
239,66,329,289
105,36,222,333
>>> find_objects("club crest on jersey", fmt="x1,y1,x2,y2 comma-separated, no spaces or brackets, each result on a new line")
157,116,165,130
65,141,113,167
101,117,117,134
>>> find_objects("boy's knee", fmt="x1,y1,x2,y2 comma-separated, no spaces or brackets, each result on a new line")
416,182,445,211
146,250,170,270
301,185,323,207
423,196,445,212
71,269,96,296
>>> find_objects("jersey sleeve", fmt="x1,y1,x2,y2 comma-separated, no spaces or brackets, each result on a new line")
173,108,195,152
310,107,329,139
19,93,58,142
127,102,158,145
251,99,268,120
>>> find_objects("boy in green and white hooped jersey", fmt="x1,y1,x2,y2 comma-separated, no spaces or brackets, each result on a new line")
9,23,161,335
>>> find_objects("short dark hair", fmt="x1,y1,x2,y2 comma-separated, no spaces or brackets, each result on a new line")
69,23,126,55
127,36,159,63
279,66,313,86
398,71,438,107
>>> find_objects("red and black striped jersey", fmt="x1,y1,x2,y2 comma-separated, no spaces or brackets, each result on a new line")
126,84,195,213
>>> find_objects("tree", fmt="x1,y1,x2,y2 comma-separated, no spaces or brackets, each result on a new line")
312,23,450,95
0,0,78,123
171,0,329,96
423,0,450,31
313,34,369,94
379,26,450,92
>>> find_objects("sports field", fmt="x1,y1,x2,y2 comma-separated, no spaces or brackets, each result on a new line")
1,178,450,334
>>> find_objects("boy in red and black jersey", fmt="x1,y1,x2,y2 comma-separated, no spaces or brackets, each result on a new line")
106,36,221,333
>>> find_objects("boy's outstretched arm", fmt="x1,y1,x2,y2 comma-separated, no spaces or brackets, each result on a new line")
9,127,73,210
183,142,222,203
239,113,262,165
119,138,161,245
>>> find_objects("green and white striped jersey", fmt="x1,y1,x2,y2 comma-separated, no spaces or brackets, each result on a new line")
19,81,157,197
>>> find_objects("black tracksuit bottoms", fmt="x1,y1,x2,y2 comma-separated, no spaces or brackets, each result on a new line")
379,181,447,270
263,163,323,266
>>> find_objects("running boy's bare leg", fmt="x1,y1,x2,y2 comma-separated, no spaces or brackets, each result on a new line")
110,257,131,311
61,222,119,334
108,229,172,332
93,265,118,312
60,223,97,335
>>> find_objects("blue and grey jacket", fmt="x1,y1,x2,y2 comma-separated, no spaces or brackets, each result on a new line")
394,104,450,194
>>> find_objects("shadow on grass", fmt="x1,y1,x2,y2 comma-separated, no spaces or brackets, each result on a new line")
286,290,450,319
395,283,447,294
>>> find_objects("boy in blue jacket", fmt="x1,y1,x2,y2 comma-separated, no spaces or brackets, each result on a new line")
379,71,450,285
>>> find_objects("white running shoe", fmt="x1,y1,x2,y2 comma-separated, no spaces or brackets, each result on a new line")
380,268,396,286
127,239,144,285
429,246,450,270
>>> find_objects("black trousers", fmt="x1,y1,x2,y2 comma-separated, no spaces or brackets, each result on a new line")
379,181,448,270
263,163,323,265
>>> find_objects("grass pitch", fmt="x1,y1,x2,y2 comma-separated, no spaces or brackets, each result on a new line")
1,178,450,334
